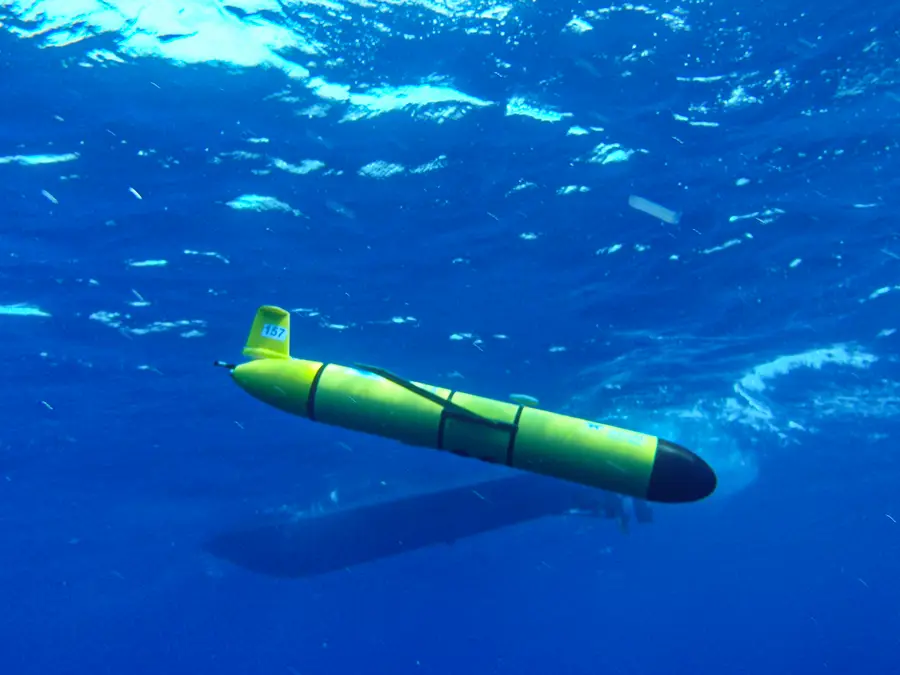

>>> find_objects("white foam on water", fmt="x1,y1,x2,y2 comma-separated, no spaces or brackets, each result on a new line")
0,303,51,317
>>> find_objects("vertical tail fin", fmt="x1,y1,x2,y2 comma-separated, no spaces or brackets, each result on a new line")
243,305,291,360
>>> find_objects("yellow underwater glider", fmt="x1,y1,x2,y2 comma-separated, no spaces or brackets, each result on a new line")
216,305,717,504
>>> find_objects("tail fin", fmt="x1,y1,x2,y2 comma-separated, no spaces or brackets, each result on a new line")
243,305,291,360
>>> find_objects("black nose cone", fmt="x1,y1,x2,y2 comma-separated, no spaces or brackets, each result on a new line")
646,438,717,503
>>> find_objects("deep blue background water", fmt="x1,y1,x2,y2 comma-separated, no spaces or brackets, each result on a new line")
2,1,900,673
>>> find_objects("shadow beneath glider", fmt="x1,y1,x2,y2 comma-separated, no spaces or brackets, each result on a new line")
204,474,653,579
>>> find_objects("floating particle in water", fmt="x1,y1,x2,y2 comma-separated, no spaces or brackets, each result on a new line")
628,194,681,224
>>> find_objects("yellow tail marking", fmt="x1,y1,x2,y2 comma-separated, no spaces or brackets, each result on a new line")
243,305,291,360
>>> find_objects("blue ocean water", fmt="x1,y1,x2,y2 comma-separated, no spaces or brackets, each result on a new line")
2,0,900,673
